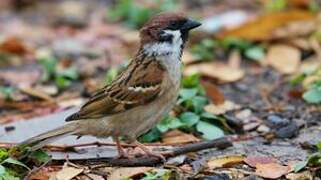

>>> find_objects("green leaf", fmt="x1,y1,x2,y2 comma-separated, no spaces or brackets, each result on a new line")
317,141,321,151
0,165,5,175
142,169,171,180
0,86,14,100
29,150,51,163
182,74,200,88
293,161,308,173
196,121,224,140
290,74,305,85
55,75,71,89
179,112,200,127
201,112,217,119
244,46,265,61
265,0,287,11
221,37,251,51
179,88,198,100
303,88,321,104
307,152,321,166
0,149,8,162
168,117,184,129
309,0,320,13
1,158,30,170
39,57,57,81
191,96,208,113
139,128,161,143
105,67,119,84
60,67,78,80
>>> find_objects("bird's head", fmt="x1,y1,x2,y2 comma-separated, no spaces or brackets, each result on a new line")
139,12,201,56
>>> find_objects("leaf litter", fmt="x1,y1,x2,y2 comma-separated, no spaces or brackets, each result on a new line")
0,0,321,179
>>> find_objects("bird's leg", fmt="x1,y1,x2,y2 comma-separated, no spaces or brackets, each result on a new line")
113,137,128,158
133,140,166,161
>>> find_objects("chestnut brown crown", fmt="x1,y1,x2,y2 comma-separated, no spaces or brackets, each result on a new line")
139,12,201,44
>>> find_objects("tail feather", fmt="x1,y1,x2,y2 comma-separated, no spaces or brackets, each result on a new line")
19,124,77,151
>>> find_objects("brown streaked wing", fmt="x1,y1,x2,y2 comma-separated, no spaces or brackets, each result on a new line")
65,55,165,121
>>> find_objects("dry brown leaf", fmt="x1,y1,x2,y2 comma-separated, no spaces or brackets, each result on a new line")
264,44,301,74
272,20,316,39
207,155,244,169
244,156,277,168
19,86,55,102
204,101,240,115
162,129,199,144
108,167,153,180
286,171,313,180
219,10,315,41
182,51,196,65
228,50,241,69
184,62,244,83
52,166,84,180
299,56,320,73
255,163,290,179
0,36,29,55
201,81,225,105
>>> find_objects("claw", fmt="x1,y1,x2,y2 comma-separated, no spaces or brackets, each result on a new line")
134,140,166,162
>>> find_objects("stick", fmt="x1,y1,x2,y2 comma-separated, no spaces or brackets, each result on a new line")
84,137,232,167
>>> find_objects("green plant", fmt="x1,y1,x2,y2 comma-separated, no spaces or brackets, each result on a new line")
142,169,171,180
293,141,321,172
265,0,287,11
291,68,321,104
191,39,217,61
191,37,265,62
39,57,79,89
303,80,321,103
108,0,177,29
139,74,224,142
0,86,14,100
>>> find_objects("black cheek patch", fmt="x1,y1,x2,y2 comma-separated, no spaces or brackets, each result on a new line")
159,32,173,43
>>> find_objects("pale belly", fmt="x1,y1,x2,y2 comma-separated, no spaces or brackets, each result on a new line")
75,80,180,142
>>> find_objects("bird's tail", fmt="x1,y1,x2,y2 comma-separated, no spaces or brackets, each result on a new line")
18,123,78,151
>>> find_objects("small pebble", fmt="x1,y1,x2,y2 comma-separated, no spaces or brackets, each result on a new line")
275,121,298,138
257,124,270,133
243,122,260,131
236,109,252,121
266,114,289,128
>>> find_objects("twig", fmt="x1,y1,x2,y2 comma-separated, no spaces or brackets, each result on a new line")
0,141,202,151
85,137,232,167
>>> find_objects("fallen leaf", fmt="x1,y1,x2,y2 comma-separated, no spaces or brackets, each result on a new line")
255,163,290,179
184,62,244,83
204,101,240,115
227,50,241,69
53,166,84,180
219,10,315,41
108,167,153,180
207,155,244,169
264,44,301,74
162,129,199,144
19,86,55,102
201,81,225,105
244,156,277,167
272,19,316,39
182,51,196,64
28,169,50,180
0,36,29,55
286,171,313,180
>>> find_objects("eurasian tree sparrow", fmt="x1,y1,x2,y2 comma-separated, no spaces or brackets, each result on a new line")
20,12,201,159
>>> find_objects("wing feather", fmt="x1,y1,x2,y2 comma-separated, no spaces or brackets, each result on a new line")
65,55,165,121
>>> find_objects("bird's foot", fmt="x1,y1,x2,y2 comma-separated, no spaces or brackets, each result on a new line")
134,141,166,162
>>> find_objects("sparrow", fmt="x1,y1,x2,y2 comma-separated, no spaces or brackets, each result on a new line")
19,12,201,159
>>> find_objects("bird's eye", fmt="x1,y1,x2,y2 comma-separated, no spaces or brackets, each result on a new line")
168,21,177,29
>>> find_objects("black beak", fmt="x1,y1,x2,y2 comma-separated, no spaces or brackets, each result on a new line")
181,19,201,31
